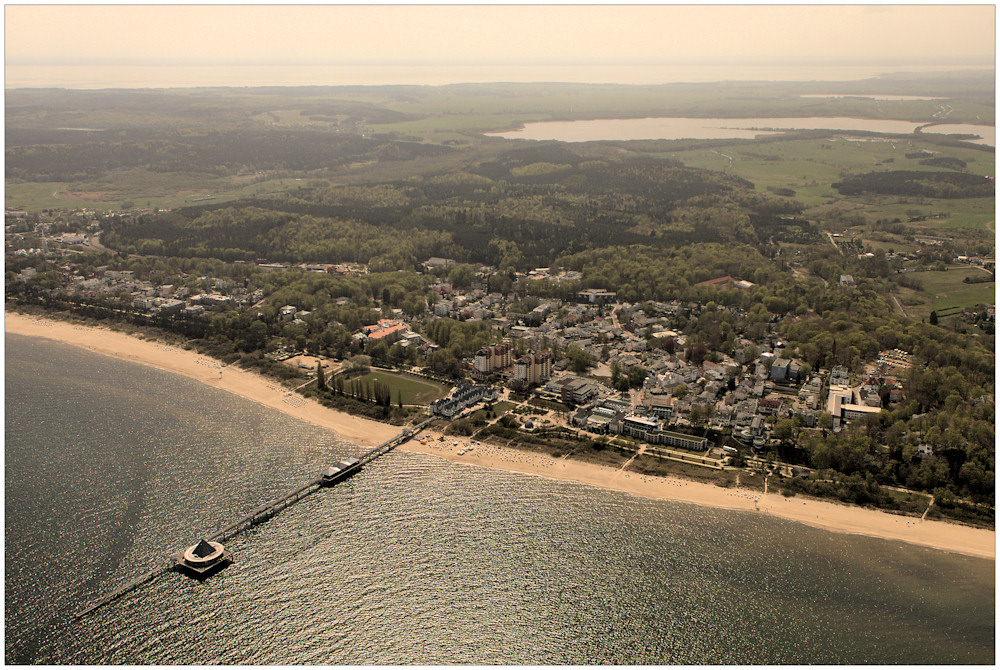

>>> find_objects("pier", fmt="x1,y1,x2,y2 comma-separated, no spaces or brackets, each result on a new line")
201,476,326,547
75,564,173,619
75,419,432,619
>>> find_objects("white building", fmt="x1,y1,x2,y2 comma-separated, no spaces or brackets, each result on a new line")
474,342,513,375
513,352,552,386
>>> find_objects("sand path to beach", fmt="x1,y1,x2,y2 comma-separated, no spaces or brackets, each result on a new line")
6,310,995,560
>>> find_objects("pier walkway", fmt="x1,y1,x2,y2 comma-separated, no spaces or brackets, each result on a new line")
75,419,432,619
202,417,432,546
75,564,173,619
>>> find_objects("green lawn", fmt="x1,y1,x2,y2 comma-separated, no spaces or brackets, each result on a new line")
904,266,995,318
467,401,517,423
353,370,451,405
527,397,574,413
368,112,551,138
861,237,921,254
841,197,996,231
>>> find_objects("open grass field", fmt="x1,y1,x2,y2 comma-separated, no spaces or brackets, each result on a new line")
359,77,994,145
835,197,995,231
466,401,517,424
5,181,81,211
678,136,993,192
920,198,996,229
6,171,223,211
376,82,992,128
903,265,995,319
4,172,332,212
670,135,994,246
353,370,451,405
860,237,921,254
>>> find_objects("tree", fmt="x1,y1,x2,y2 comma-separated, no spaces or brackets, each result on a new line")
627,365,648,389
566,346,594,373
885,420,908,451
316,361,326,390
685,342,708,365
817,412,833,431
929,310,939,325
448,264,475,289
345,354,371,374
689,405,705,425
610,361,624,389
773,418,795,442
367,338,390,363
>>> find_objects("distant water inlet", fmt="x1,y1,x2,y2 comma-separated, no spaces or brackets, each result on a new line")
799,94,950,101
485,116,995,145
920,122,996,146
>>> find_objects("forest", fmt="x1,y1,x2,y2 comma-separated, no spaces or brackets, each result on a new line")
833,170,995,198
100,142,809,270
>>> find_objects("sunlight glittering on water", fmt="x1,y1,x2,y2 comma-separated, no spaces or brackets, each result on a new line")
6,334,995,664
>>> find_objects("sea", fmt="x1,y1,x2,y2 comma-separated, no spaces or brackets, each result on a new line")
4,63,991,90
4,334,995,665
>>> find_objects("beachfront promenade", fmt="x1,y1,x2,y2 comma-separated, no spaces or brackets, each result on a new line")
75,419,432,619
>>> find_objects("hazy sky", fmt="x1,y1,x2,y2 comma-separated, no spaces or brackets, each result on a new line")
5,4,995,68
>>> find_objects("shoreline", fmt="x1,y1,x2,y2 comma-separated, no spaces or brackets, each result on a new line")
5,310,995,560
4,310,400,448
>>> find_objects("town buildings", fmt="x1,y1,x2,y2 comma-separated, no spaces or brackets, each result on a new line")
474,342,513,378
513,351,552,387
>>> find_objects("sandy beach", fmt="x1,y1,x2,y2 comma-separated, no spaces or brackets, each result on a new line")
4,311,400,448
6,310,995,560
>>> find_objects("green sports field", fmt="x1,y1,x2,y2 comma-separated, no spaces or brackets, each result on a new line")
353,370,451,405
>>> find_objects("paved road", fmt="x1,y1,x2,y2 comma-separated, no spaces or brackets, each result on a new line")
888,293,908,317
80,233,109,253
826,232,843,255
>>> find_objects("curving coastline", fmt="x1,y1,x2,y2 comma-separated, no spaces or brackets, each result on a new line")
5,309,995,560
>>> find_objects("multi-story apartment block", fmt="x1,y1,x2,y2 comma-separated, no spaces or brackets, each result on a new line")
513,351,552,386
474,342,513,376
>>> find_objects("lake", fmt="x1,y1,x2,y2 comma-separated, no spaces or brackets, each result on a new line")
485,117,996,146
921,123,996,146
799,94,949,101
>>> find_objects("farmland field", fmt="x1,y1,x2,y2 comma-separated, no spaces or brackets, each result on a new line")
902,265,995,318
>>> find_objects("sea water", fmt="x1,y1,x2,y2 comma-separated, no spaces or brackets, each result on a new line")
5,64,989,90
5,334,994,664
